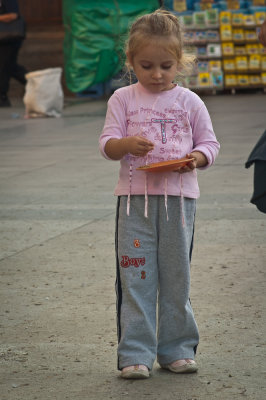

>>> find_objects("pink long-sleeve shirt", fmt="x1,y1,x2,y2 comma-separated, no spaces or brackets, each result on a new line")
99,82,220,199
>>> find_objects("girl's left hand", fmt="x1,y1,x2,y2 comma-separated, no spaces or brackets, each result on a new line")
173,151,208,173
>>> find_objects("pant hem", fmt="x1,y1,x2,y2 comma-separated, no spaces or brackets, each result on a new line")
118,358,154,371
157,353,196,366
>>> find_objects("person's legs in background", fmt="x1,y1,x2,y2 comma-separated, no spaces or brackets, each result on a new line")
0,42,12,106
0,40,27,107
10,40,27,85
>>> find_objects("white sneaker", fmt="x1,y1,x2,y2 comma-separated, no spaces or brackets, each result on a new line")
161,359,198,374
121,364,149,379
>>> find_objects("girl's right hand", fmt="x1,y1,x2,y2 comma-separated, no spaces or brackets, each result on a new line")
126,136,154,157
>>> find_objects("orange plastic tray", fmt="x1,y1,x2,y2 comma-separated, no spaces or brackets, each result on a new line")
136,157,195,173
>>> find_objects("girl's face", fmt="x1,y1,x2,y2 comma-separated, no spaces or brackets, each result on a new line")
128,39,178,93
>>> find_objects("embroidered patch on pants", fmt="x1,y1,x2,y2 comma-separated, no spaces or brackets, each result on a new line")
134,239,141,248
141,271,146,279
120,255,145,268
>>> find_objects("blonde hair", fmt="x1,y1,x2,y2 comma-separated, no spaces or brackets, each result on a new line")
125,9,195,77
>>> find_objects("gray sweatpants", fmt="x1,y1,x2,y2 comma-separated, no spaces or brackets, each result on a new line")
115,195,199,371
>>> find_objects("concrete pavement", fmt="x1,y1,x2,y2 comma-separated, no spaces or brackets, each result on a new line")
0,93,266,400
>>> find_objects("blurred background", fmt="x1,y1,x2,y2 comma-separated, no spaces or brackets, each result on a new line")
11,0,266,100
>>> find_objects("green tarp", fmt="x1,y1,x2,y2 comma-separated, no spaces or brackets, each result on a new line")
63,0,159,93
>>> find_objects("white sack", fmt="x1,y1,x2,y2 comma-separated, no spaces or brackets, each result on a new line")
23,68,64,118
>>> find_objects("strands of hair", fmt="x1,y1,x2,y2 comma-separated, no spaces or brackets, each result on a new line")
124,9,196,83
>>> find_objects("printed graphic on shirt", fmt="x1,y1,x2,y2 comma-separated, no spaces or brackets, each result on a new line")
151,118,176,144
126,107,190,165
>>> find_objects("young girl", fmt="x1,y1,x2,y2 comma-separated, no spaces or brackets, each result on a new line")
99,9,220,379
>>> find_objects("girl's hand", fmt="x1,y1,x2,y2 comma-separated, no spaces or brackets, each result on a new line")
126,136,154,157
173,151,208,173
104,136,154,160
